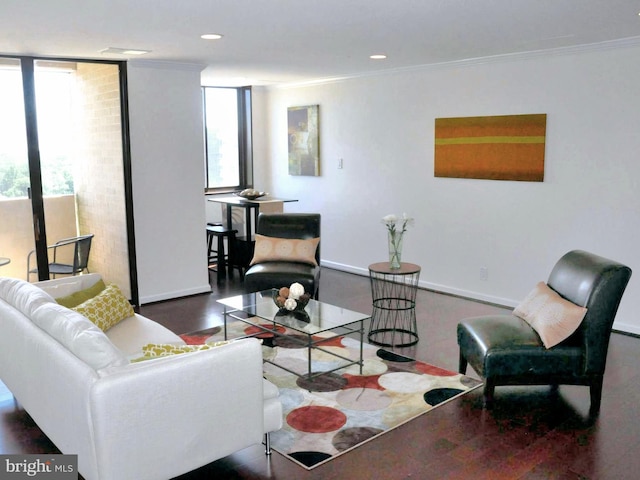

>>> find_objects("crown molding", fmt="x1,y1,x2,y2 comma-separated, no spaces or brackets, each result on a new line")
271,36,640,90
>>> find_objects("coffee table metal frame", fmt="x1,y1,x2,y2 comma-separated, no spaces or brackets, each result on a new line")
218,290,368,381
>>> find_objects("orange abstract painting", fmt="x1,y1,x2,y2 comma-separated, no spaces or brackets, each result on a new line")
434,114,546,181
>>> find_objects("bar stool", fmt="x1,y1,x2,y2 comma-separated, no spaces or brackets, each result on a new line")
206,224,238,283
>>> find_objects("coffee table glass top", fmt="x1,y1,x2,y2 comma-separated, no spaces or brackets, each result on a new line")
217,289,369,335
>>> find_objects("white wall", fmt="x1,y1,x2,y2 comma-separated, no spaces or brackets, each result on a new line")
260,45,640,333
127,61,210,303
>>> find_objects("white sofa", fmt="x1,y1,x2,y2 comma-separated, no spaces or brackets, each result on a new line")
0,273,282,480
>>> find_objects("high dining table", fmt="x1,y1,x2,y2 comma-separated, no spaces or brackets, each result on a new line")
207,195,298,241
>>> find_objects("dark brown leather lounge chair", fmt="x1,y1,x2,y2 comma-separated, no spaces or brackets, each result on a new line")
244,213,321,299
457,250,632,416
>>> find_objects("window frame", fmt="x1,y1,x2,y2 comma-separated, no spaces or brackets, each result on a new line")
203,86,253,194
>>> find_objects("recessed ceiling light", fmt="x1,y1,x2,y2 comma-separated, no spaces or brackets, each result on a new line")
370,54,387,60
100,47,150,55
201,33,224,40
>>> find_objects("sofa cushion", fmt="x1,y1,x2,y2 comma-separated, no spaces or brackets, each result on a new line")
513,281,587,349
31,303,128,370
56,279,107,308
250,234,320,266
0,277,56,319
72,284,134,332
263,379,279,400
105,314,185,357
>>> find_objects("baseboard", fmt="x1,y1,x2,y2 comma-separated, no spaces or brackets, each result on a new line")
321,260,517,308
613,322,640,336
324,261,639,335
140,283,212,305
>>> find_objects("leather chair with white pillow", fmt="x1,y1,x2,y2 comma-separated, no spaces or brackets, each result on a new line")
457,250,631,415
243,213,321,299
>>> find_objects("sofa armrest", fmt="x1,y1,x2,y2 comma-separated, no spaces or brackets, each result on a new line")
89,338,265,480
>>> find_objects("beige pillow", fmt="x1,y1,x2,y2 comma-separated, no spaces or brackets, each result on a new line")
250,234,319,266
513,281,587,349
72,283,134,332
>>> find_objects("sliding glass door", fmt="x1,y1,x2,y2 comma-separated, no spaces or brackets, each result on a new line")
0,56,136,302
0,58,47,280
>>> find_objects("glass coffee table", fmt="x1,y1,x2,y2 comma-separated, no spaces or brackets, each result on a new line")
217,290,369,380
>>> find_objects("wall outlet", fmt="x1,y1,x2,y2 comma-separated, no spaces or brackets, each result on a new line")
338,158,343,169
480,266,488,281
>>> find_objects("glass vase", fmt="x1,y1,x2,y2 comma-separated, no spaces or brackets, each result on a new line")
388,230,403,269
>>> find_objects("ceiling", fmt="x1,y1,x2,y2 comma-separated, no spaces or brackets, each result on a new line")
2,0,640,87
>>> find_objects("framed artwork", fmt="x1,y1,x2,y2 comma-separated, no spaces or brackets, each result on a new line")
434,113,547,181
288,105,320,176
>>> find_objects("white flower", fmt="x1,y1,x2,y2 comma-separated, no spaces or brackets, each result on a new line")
382,213,414,234
382,214,398,225
400,213,415,232
289,282,305,300
284,298,297,311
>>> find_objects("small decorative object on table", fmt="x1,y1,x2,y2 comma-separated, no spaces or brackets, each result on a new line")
273,282,310,311
382,213,414,269
235,188,267,200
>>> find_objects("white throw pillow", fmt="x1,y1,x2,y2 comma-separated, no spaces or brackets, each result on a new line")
0,277,55,318
35,273,103,298
32,303,129,370
35,278,85,299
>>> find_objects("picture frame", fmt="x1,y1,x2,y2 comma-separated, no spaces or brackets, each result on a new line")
288,105,320,176
434,113,547,182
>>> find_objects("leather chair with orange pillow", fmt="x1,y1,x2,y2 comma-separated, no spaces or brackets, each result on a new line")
457,250,631,415
244,213,321,299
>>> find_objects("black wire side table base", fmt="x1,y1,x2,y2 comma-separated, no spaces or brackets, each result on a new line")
368,262,421,348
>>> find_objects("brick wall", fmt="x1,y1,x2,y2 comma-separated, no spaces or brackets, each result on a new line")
74,63,131,297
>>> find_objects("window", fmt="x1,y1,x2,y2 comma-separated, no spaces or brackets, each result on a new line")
0,61,75,198
203,86,253,192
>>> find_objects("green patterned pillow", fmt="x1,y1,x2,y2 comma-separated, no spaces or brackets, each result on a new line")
131,341,231,362
72,283,134,332
56,279,106,308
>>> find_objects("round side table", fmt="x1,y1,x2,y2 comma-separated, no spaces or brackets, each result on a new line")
0,257,10,267
368,262,421,347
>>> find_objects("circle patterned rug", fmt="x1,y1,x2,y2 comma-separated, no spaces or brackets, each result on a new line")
181,321,482,470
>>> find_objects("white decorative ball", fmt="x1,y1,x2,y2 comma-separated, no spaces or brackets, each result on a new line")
289,282,305,300
284,298,297,311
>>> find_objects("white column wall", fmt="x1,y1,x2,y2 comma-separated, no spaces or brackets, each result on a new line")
127,61,210,303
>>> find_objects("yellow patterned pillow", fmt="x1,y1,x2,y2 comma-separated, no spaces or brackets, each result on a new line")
142,341,231,357
250,234,320,266
72,283,134,332
131,341,232,362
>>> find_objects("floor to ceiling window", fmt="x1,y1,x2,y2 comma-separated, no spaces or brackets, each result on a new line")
0,57,137,303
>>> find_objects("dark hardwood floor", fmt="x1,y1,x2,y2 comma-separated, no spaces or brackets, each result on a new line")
2,268,639,479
